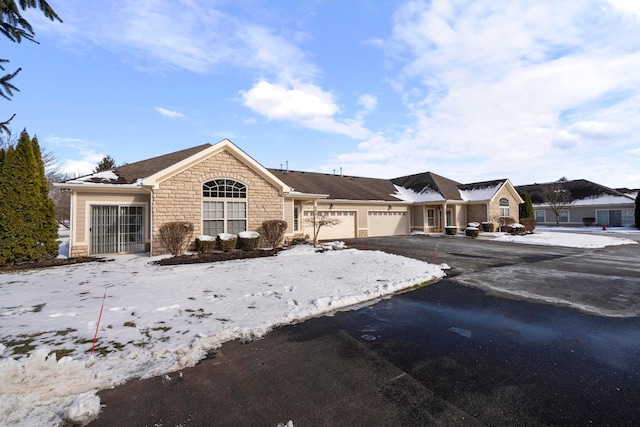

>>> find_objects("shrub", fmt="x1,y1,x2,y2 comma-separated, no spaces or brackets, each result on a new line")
159,221,194,255
260,220,288,248
196,235,216,253
238,231,260,251
217,233,237,252
445,226,458,235
583,217,596,227
507,223,526,235
499,217,516,232
520,218,537,232
289,237,308,246
465,227,479,238
481,222,495,232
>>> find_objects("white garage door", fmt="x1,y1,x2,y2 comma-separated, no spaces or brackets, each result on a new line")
304,211,356,240
368,211,408,237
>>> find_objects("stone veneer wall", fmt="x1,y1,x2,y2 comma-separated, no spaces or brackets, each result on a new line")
466,204,488,225
151,151,283,255
488,187,520,225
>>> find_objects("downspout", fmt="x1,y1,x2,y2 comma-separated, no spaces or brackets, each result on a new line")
68,189,75,257
143,186,154,256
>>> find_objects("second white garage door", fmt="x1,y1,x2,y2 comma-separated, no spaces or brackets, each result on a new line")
304,211,356,240
368,211,408,237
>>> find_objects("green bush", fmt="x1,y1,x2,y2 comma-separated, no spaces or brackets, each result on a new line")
238,231,260,251
465,228,479,238
445,226,458,235
196,236,216,253
507,223,526,235
481,222,495,232
217,233,237,252
583,217,596,227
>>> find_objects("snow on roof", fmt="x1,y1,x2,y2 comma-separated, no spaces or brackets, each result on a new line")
391,184,444,202
459,183,502,201
533,194,635,207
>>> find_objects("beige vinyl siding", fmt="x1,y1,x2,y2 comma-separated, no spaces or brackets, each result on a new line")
71,190,150,257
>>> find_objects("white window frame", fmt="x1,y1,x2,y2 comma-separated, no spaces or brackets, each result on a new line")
202,179,247,235
534,210,546,223
427,208,435,226
558,210,569,223
499,198,510,217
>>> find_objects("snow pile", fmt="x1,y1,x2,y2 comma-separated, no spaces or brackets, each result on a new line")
0,349,101,426
0,245,444,426
238,231,260,239
495,231,637,248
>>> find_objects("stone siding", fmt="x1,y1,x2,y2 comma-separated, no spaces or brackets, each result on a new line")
488,187,521,227
466,204,488,225
152,151,283,255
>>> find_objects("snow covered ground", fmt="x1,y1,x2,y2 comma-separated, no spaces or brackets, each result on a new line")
0,227,637,426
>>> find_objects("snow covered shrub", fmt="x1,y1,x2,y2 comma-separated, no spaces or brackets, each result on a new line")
520,218,537,232
196,235,216,253
159,221,194,256
217,233,237,252
481,222,495,232
465,227,479,238
238,231,260,251
583,217,596,227
445,226,458,235
507,223,526,235
259,220,288,248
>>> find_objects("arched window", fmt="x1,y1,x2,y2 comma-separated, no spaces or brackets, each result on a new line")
499,197,510,217
202,179,247,235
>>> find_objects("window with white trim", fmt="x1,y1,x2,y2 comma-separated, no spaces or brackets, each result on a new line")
558,210,569,223
534,210,545,223
427,209,435,226
202,179,247,235
499,198,510,217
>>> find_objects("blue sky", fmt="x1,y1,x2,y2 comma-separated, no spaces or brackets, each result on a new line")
5,0,640,188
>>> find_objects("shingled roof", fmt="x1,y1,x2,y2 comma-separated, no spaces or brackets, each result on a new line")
391,172,463,200
516,179,632,204
269,169,402,201
70,143,212,185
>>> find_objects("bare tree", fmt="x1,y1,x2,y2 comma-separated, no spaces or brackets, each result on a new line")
541,181,574,226
306,213,341,246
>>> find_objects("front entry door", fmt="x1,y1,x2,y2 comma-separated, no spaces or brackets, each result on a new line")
91,205,145,254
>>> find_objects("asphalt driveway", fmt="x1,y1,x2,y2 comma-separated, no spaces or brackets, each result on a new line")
91,234,640,426
347,234,640,317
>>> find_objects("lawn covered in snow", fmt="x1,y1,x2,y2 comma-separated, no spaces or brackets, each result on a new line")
0,243,444,426
0,227,637,426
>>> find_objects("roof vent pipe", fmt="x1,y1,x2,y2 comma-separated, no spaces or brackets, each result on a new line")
340,167,343,177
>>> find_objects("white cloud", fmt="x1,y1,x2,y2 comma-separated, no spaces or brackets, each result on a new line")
335,0,640,187
154,107,185,119
44,135,104,177
241,81,371,139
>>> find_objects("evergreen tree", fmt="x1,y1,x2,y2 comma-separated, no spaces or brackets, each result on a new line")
31,135,59,254
94,155,116,173
0,129,58,264
518,191,534,219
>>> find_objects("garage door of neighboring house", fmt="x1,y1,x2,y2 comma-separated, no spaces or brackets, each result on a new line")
368,211,408,237
304,210,356,240
91,205,145,254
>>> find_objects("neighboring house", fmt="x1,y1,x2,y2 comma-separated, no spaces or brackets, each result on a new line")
516,180,637,227
56,140,522,257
